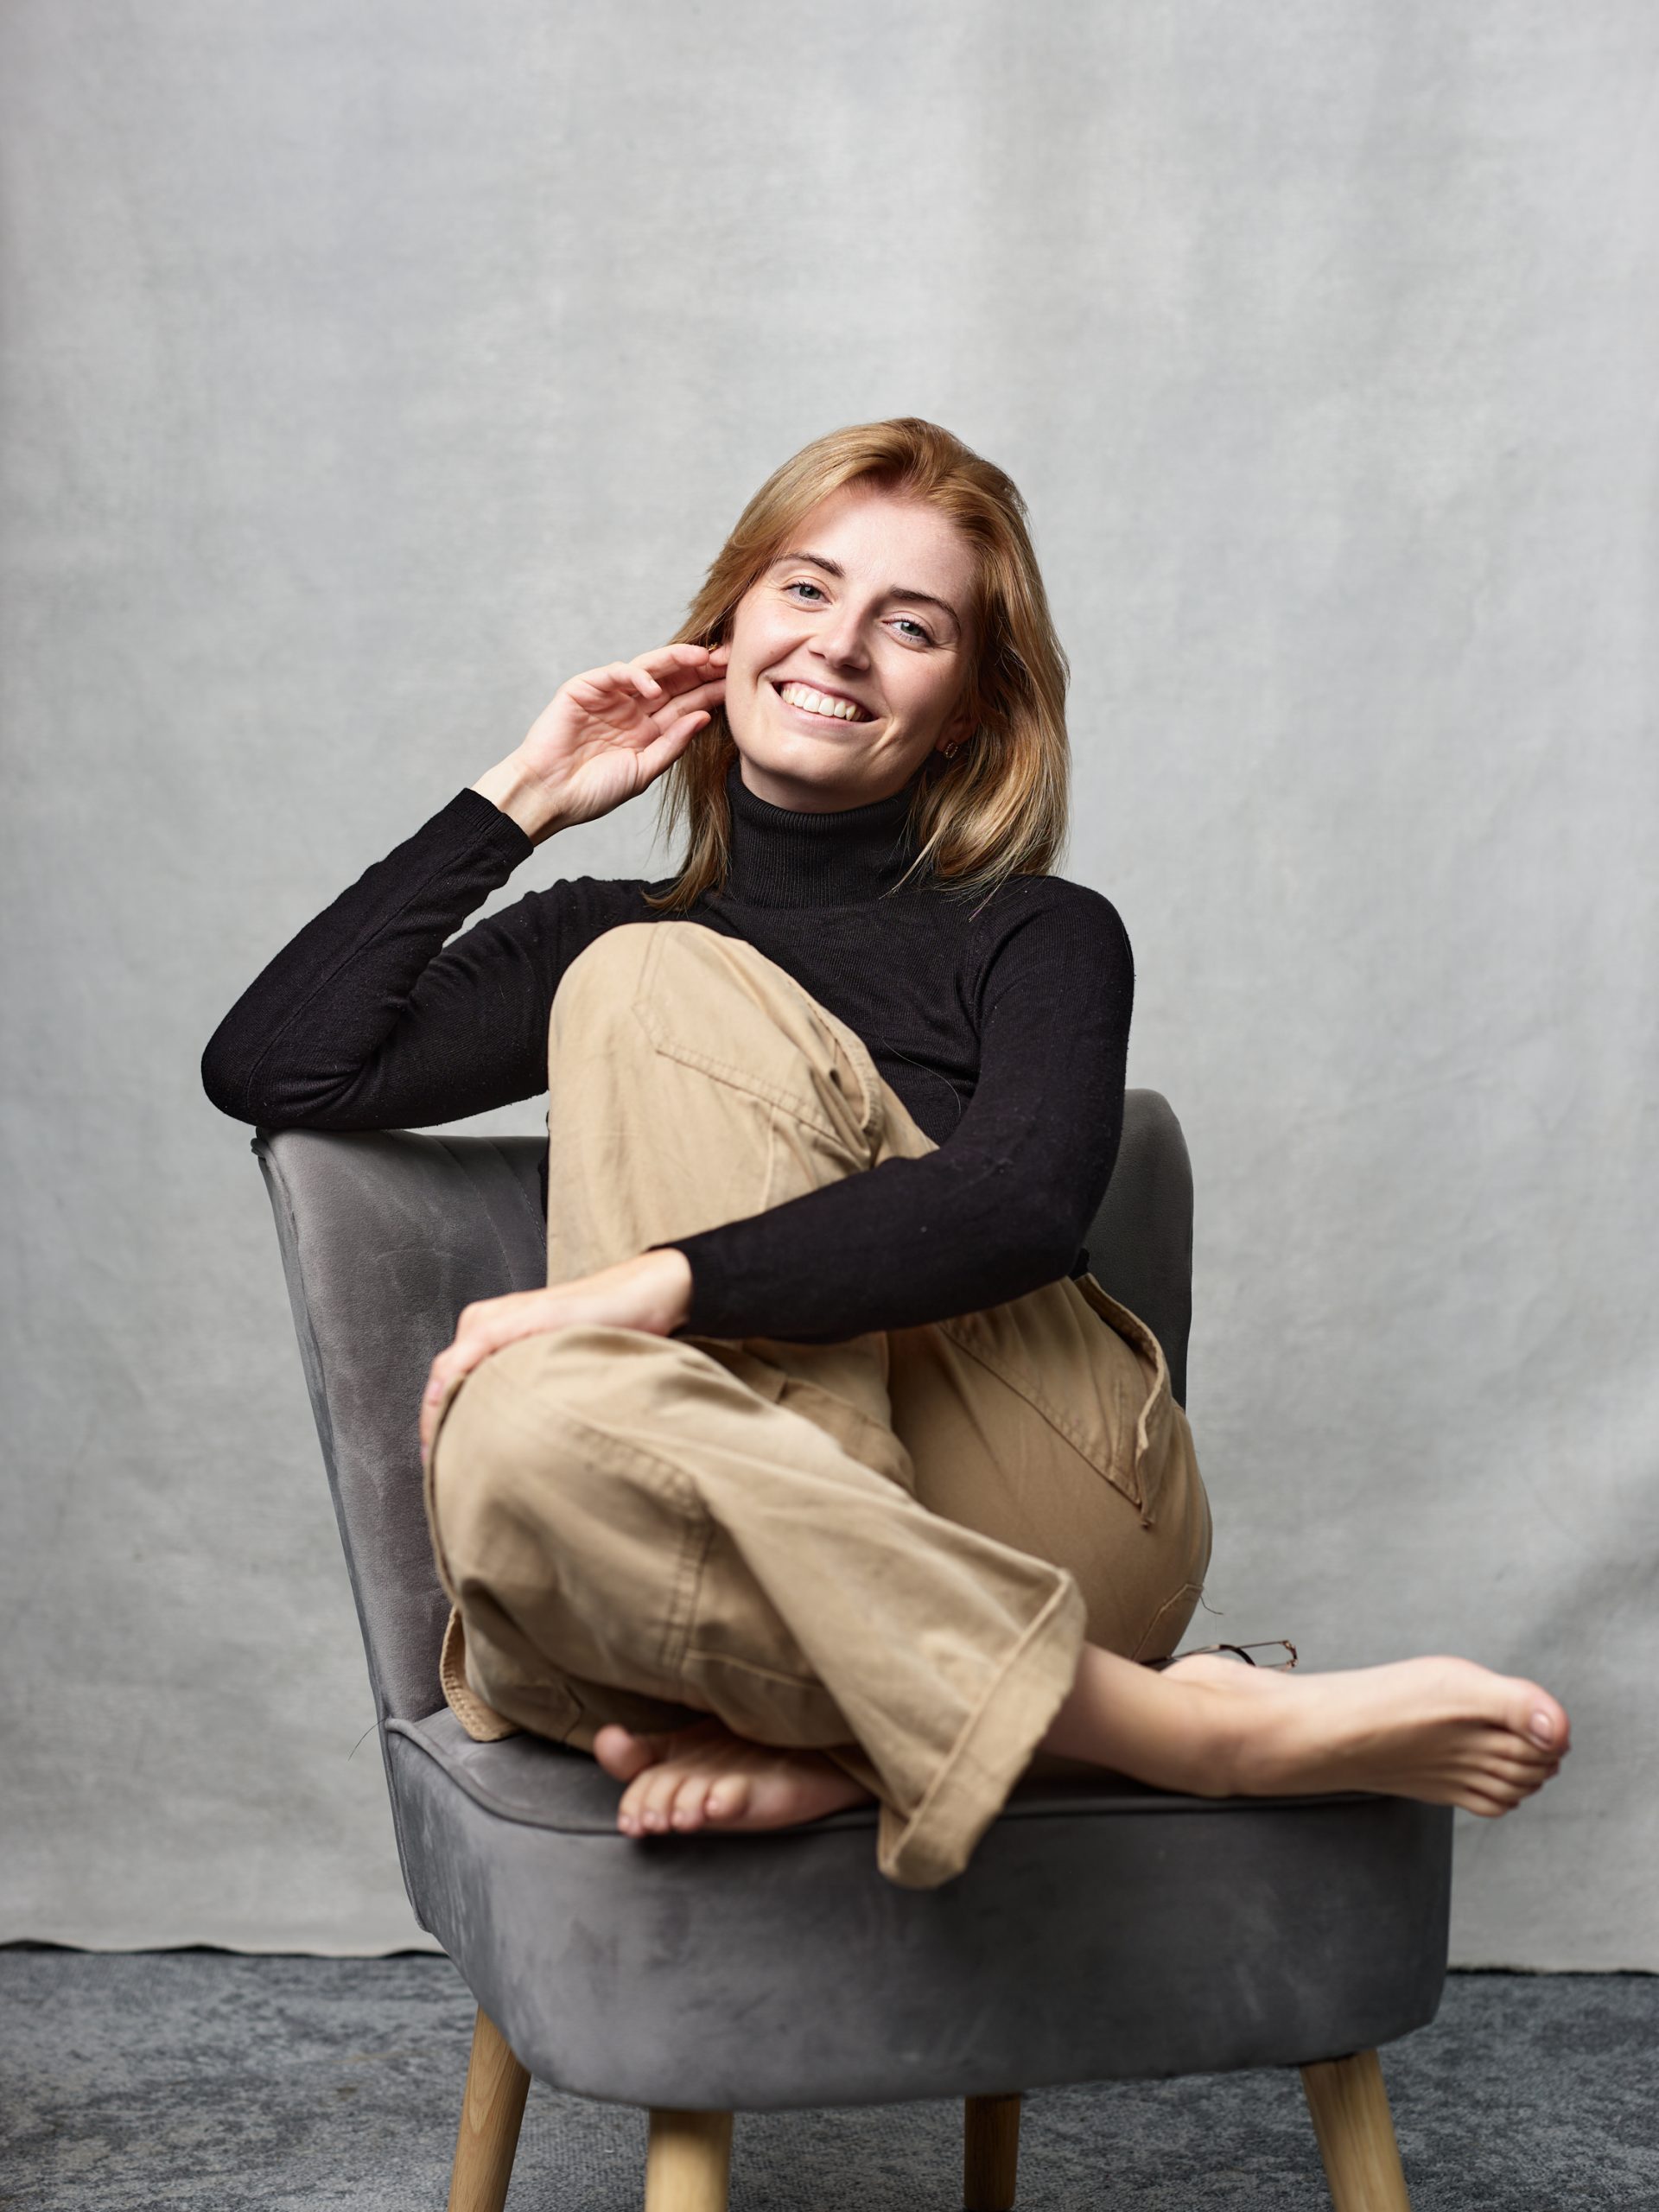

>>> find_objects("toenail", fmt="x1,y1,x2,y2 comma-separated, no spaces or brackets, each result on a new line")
1529,1712,1555,1748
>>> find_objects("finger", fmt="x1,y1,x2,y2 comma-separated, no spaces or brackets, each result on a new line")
574,649,722,709
634,711,709,778
619,659,664,700
635,652,728,702
421,1379,448,1457
645,673,724,721
630,642,721,677
570,660,663,703
419,1366,453,1463
423,1358,459,1407
418,1336,482,1449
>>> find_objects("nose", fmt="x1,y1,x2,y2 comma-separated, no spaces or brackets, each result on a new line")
810,607,870,671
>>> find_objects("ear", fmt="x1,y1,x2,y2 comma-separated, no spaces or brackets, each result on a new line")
937,700,975,753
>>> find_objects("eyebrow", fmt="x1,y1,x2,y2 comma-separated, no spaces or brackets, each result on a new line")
766,550,963,633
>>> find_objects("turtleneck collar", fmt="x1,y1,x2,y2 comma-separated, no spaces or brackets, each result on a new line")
717,752,929,908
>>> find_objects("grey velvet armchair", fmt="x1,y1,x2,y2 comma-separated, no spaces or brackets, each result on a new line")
252,1090,1449,2212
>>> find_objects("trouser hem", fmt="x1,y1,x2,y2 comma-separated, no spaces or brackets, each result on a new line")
439,1605,523,1742
842,1571,1089,1890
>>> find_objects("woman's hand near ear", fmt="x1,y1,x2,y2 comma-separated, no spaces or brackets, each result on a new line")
418,1248,695,1469
472,641,729,845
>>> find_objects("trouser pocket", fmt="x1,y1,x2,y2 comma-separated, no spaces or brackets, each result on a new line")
937,1270,1179,1523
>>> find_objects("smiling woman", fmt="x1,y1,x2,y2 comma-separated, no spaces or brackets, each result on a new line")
201,415,1568,1888
638,415,1075,906
718,491,979,812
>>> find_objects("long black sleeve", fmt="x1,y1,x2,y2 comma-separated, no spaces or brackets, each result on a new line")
203,790,1135,1344
204,791,581,1128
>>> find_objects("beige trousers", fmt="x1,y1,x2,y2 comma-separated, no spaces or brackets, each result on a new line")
425,921,1211,1889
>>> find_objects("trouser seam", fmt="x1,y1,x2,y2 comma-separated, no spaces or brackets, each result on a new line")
632,1000,844,1131
630,923,880,1143
936,1319,1144,1510
1131,1579,1207,1663
660,1510,715,1681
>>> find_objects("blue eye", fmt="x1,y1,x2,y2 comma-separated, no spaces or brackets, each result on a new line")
783,581,934,644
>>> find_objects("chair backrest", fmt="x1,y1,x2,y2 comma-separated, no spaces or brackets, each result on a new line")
252,1090,1193,1731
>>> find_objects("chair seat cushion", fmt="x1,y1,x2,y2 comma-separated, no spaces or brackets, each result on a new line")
385,1710,1452,2111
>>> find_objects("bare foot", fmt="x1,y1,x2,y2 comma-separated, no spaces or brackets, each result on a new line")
593,1716,874,1838
1044,1646,1570,1818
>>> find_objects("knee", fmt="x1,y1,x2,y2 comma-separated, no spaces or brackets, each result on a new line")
547,920,739,1058
429,1325,685,1566
428,1331,599,1570
548,921,659,1044
429,1326,700,1623
552,919,752,1027
560,918,659,986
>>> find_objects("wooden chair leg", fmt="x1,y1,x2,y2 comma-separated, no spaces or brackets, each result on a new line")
963,2091,1023,2212
645,2107,734,2212
1300,2049,1413,2211
448,2005,531,2212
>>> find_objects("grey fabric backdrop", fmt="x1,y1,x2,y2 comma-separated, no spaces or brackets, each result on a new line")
3,2,1653,1965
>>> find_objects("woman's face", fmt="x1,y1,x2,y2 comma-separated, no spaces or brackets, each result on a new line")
721,483,978,811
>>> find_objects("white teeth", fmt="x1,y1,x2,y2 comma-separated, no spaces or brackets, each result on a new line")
778,682,868,722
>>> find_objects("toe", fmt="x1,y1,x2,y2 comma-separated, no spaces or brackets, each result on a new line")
594,1725,659,1785
619,1763,678,1836
1456,1731,1560,1782
669,1774,714,1832
1511,1681,1569,1754
635,1775,675,1834
1484,1749,1561,1788
1446,1763,1529,1815
704,1772,753,1825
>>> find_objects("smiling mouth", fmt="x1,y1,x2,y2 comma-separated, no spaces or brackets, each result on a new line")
771,679,877,725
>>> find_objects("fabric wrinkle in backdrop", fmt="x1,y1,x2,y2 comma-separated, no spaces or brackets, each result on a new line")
1,2,1654,1965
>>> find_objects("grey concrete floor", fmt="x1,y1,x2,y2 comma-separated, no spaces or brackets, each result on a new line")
0,1953,1654,2209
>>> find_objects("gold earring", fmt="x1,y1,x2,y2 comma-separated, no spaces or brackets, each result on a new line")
942,741,959,759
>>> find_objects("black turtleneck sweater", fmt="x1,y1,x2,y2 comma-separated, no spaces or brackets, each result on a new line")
201,756,1135,1344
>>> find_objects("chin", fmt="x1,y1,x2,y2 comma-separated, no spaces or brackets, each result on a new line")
733,744,886,810
766,751,875,785
743,735,861,775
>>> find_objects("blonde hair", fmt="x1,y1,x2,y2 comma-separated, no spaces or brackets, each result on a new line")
645,416,1071,911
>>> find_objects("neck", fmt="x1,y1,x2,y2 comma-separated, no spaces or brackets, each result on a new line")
719,753,928,908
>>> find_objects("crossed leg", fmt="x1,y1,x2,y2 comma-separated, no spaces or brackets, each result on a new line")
435,916,1569,1863
595,1647,1569,1835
